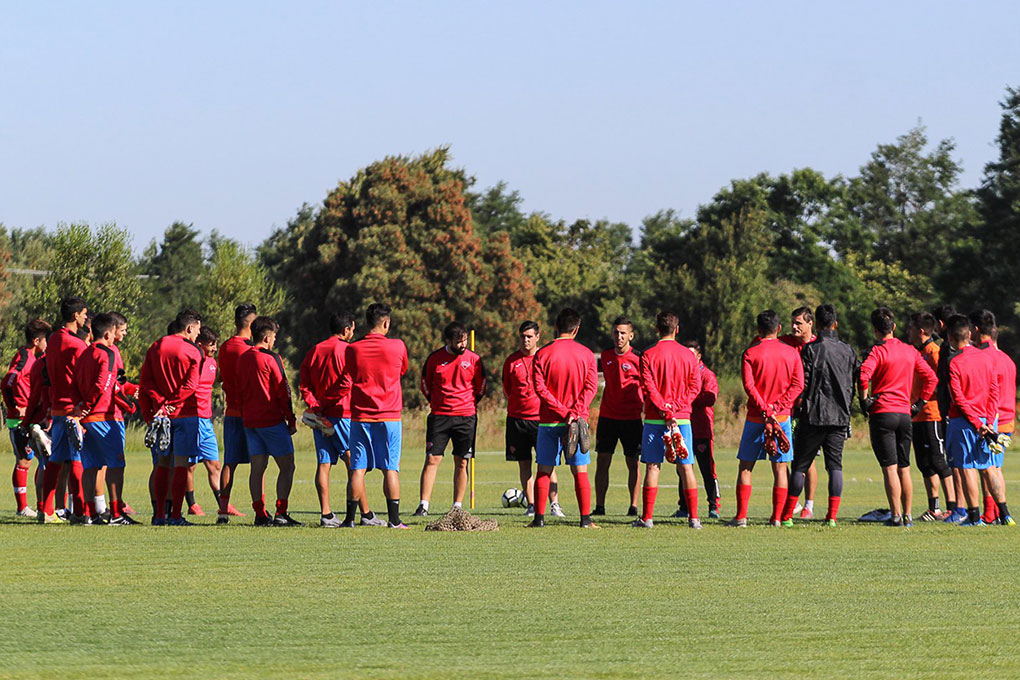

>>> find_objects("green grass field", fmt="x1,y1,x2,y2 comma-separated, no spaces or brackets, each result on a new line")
2,427,1018,679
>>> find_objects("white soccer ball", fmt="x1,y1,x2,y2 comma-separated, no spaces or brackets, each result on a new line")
501,488,525,508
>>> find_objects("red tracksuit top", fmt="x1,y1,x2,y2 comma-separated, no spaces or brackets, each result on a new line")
72,343,118,421
691,363,719,439
532,337,598,424
194,356,217,419
858,337,936,416
299,336,352,420
742,337,805,422
2,347,37,416
598,348,643,420
139,335,203,420
640,339,701,421
238,347,295,429
421,347,485,417
219,335,253,418
502,351,540,420
948,344,999,429
21,354,50,427
47,328,88,416
342,333,409,422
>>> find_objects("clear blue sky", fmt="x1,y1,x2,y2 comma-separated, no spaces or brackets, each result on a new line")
2,1,1017,251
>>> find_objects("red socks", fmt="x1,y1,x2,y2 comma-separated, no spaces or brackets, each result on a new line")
170,467,188,519
276,498,288,515
42,463,61,515
574,471,591,516
153,466,170,519
781,493,799,522
534,471,551,515
735,483,752,520
826,496,841,521
771,487,788,523
13,466,29,511
684,487,699,521
642,486,658,521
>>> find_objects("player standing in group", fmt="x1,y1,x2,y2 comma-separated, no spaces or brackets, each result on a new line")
970,310,1015,524
4,319,50,517
299,312,383,528
216,303,256,523
780,305,858,526
342,303,410,529
674,340,720,519
633,312,702,529
780,307,818,519
858,307,936,527
730,310,804,527
907,312,957,521
501,321,563,517
39,297,90,524
943,314,1011,526
140,310,203,525
593,316,643,517
415,322,486,516
239,317,300,526
529,308,599,529
184,326,222,516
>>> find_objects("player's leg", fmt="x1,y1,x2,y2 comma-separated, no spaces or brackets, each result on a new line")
592,416,615,515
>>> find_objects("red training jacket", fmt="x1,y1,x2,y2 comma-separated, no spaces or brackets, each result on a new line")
2,347,37,417
742,337,805,422
858,337,935,415
72,343,118,422
691,363,719,439
502,351,540,420
420,347,485,417
219,335,253,418
947,345,999,430
238,347,295,429
598,348,643,420
640,339,701,421
299,336,352,420
47,328,88,416
532,338,598,423
342,333,409,422
139,335,203,420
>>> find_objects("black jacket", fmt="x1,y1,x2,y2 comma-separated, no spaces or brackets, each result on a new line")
799,329,860,427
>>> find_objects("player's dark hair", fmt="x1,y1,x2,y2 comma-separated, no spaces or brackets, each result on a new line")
655,311,679,336
611,315,633,330
681,339,701,353
90,313,115,339
968,309,996,336
234,303,257,330
107,311,127,327
443,322,469,344
910,312,936,336
815,304,837,330
554,308,581,335
791,306,814,324
756,310,780,336
25,319,52,344
197,326,220,345
366,303,391,329
251,316,279,343
175,309,202,331
947,314,972,343
519,320,539,335
59,296,87,323
328,312,356,336
167,318,183,335
870,307,895,335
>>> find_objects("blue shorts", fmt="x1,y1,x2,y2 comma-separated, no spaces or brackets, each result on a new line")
49,417,81,464
223,416,249,465
313,418,351,466
947,417,992,470
640,421,694,465
244,423,294,458
535,424,591,468
737,420,794,463
350,420,401,471
81,420,126,469
188,418,219,464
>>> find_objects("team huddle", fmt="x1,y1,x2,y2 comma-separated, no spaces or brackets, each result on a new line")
2,296,1015,529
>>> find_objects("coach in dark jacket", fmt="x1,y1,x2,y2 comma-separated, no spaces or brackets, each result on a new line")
783,304,860,524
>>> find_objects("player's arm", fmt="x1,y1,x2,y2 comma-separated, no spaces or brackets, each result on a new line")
640,353,672,419
531,353,569,420
949,361,985,430
741,352,769,416
298,350,320,412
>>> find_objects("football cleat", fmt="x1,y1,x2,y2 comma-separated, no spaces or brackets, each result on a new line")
188,504,205,516
630,518,653,528
549,502,566,518
273,512,303,527
360,514,386,527
688,518,702,530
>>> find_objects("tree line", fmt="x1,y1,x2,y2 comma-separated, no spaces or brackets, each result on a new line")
1,86,1018,410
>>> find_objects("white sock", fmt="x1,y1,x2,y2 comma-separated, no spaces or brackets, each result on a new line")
805,500,814,512
95,495,107,514
452,501,463,509
420,500,430,511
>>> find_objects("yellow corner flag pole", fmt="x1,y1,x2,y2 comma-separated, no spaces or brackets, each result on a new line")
470,329,476,510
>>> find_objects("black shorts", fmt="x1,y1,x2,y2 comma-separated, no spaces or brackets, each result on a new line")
595,417,642,457
912,421,952,478
792,423,846,474
505,417,538,461
869,413,912,468
425,414,476,459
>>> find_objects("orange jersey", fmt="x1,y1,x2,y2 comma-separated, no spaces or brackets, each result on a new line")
911,339,942,422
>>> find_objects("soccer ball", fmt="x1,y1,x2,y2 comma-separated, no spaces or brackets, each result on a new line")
501,488,525,508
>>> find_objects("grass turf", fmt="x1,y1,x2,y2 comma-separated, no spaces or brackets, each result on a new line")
1,428,1018,679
